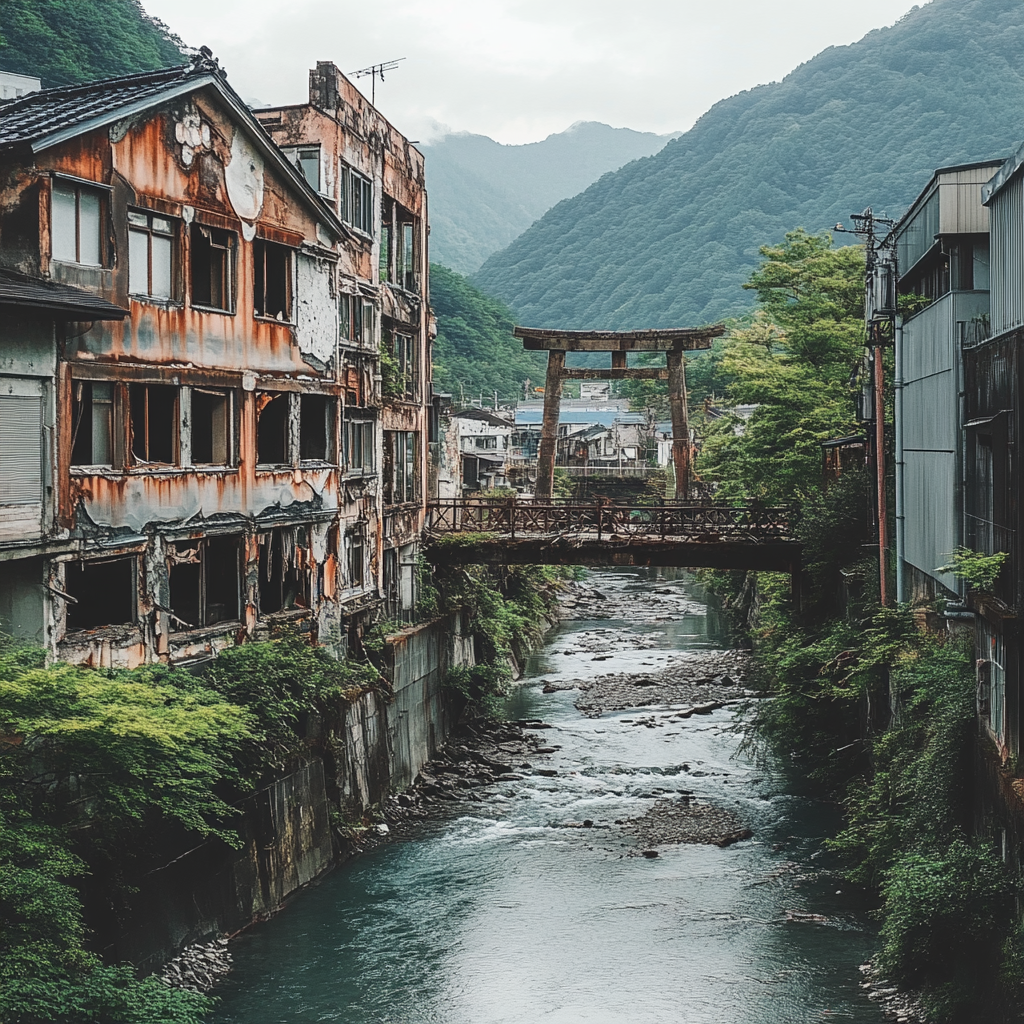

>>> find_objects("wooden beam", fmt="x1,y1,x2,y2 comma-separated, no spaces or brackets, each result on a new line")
514,325,725,352
560,368,669,380
667,351,690,500
520,336,717,353
534,351,565,502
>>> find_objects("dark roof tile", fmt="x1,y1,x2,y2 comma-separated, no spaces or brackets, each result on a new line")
0,269,128,320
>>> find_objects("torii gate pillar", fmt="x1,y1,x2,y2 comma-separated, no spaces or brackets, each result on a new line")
514,325,726,503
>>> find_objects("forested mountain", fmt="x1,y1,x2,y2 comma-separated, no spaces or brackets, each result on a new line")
0,0,185,87
430,264,548,402
474,0,1024,330
424,123,677,274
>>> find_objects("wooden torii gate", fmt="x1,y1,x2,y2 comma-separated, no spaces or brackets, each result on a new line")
514,325,726,501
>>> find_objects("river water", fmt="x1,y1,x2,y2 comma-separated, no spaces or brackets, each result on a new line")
213,569,884,1024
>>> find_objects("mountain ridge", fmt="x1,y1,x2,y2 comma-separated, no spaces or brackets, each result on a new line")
473,0,1024,329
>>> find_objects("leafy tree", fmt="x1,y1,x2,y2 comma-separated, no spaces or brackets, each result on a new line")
431,263,547,403
696,230,864,505
0,1,186,87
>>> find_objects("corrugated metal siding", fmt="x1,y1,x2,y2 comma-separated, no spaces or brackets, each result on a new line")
904,451,958,591
938,176,993,236
898,190,939,273
990,175,1024,336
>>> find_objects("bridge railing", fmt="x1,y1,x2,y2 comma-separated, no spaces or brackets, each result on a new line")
427,497,796,543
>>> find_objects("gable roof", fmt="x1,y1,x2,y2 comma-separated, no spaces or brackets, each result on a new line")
0,54,346,242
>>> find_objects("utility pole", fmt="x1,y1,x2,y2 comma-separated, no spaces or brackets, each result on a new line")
836,209,896,606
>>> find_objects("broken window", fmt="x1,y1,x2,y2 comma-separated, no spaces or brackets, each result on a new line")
190,223,236,312
384,430,417,504
129,383,177,465
71,381,115,467
128,210,176,299
343,418,375,472
387,330,419,400
280,145,321,192
256,392,290,466
396,219,417,291
258,527,311,614
65,557,135,631
254,239,293,320
339,163,373,235
168,535,240,632
51,180,102,266
344,526,365,589
191,389,232,466
299,394,334,463
339,293,375,347
474,436,498,450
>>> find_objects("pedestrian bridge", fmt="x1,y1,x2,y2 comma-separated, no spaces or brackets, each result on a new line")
425,498,801,574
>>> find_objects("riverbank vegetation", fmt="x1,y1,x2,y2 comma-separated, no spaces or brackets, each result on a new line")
0,635,381,1024
696,230,1016,1021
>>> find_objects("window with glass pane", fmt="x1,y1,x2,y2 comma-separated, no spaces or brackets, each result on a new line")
339,163,373,235
281,145,320,191
128,210,175,299
344,419,374,471
51,181,102,266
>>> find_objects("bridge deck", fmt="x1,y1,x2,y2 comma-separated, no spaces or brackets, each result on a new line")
425,499,801,573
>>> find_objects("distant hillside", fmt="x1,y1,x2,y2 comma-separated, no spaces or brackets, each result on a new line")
0,0,185,87
474,0,1024,329
424,122,677,274
431,264,547,402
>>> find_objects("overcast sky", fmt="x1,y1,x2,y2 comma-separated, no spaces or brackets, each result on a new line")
145,0,920,145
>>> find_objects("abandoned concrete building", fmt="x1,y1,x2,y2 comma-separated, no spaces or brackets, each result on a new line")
0,52,431,665
254,61,433,624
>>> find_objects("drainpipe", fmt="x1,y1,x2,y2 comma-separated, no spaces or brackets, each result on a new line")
894,317,905,604
875,342,889,606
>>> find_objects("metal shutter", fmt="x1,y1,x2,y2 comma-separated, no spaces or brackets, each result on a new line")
0,395,42,505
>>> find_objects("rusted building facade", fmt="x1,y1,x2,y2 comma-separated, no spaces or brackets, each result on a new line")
254,62,433,623
0,53,425,666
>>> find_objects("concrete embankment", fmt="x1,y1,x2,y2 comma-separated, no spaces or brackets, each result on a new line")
98,611,477,974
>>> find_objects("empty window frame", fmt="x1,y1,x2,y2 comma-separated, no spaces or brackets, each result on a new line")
258,526,311,614
384,430,417,504
71,381,115,467
343,418,375,472
254,239,293,320
388,330,419,400
191,389,232,466
65,557,135,631
474,435,498,450
299,394,334,463
128,210,176,299
339,293,376,347
344,526,365,589
168,535,240,632
256,392,290,466
339,163,373,235
129,383,177,465
51,180,103,266
280,145,321,192
396,219,417,291
190,223,236,312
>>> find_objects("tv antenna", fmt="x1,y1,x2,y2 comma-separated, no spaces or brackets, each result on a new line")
350,58,405,105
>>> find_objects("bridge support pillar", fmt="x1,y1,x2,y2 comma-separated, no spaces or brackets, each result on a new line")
667,351,690,500
535,350,565,502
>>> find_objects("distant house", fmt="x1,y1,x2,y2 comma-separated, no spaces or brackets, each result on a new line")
448,408,512,493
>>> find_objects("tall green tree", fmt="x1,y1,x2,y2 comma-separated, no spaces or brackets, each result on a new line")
697,230,864,505
0,1,186,87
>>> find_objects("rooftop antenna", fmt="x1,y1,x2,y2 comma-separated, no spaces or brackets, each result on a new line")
349,58,405,106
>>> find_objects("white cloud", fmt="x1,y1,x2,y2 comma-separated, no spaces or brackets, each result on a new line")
147,0,919,143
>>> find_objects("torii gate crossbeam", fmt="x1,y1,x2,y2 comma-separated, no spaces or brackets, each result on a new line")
514,325,727,501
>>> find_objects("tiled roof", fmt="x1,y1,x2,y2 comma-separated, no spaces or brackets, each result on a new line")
0,269,128,320
0,63,205,151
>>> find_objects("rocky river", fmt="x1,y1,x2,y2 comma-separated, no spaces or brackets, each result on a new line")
211,568,887,1024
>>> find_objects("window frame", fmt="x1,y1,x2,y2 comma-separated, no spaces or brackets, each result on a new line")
253,238,295,323
189,221,237,314
168,534,242,633
128,208,178,301
343,417,375,474
339,163,374,236
280,144,322,193
50,177,107,267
